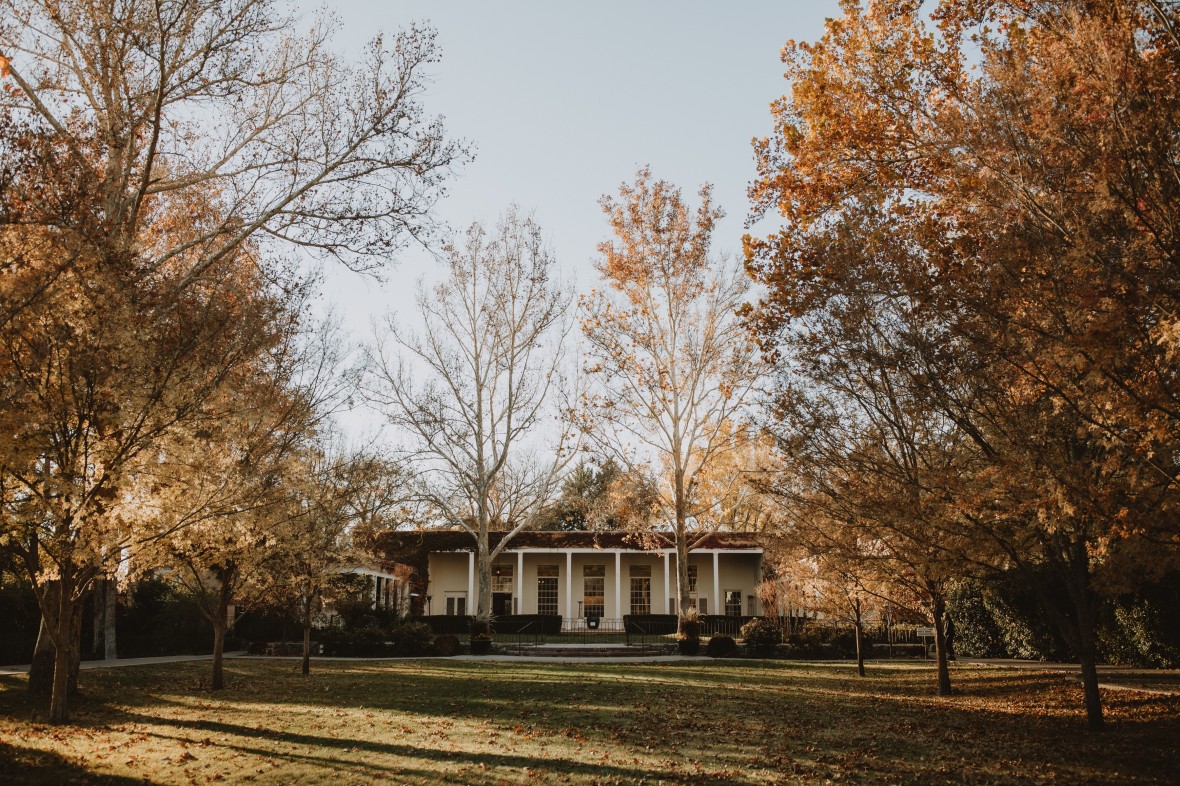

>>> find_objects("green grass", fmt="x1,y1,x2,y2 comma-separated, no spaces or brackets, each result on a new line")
1,658,1178,785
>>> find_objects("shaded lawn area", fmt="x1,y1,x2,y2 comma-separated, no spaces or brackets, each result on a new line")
1,659,1178,785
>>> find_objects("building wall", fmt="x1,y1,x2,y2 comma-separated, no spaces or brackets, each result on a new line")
427,553,471,615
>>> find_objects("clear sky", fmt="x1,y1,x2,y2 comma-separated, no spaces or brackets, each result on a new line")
304,1,844,439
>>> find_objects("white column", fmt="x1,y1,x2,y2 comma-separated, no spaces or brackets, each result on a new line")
754,553,762,615
565,550,573,621
516,550,524,614
614,550,622,619
713,550,721,615
663,551,671,614
467,551,475,610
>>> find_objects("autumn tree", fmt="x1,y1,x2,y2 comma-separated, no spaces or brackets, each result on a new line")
745,0,1180,728
138,312,351,690
366,208,575,619
534,458,659,531
582,169,759,631
0,0,461,722
270,444,406,676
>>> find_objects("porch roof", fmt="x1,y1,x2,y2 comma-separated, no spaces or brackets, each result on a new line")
369,529,764,562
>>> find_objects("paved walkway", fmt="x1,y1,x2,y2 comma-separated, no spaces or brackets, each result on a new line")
0,652,249,677
4,652,1178,693
958,658,1180,696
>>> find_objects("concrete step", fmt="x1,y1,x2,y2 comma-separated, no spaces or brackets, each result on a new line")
500,645,667,657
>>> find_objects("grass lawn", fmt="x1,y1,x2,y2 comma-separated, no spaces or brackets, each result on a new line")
1,658,1178,785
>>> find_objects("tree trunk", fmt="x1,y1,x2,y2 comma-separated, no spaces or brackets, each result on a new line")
104,577,117,660
1028,537,1105,730
675,520,691,634
931,596,953,697
68,605,83,695
854,599,865,677
47,587,83,724
1067,551,1104,731
854,622,865,677
28,616,55,696
301,608,312,676
477,542,492,618
1078,631,1104,732
49,631,74,724
211,619,226,691
210,579,233,691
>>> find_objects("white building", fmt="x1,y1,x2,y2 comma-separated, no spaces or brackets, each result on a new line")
373,531,765,629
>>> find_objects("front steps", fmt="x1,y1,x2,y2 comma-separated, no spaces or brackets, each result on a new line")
497,643,670,658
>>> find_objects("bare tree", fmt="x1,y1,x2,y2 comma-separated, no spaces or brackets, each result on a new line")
366,208,574,619
0,0,466,281
581,168,759,631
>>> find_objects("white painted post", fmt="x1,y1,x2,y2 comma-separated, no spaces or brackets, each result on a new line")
467,551,475,611
516,550,524,614
663,551,671,614
713,550,721,616
614,550,622,620
565,550,573,622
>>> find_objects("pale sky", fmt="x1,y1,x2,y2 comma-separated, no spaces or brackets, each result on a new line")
306,1,844,440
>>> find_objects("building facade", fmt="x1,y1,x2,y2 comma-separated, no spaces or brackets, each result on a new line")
373,531,764,628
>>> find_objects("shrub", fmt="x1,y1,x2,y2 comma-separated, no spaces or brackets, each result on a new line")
784,628,840,659
388,622,434,656
706,635,737,658
118,577,212,658
741,618,781,657
679,607,702,640
434,634,461,657
469,617,492,640
1101,599,1180,668
947,580,1007,658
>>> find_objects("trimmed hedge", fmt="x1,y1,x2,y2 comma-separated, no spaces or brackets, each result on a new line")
707,635,737,658
489,615,562,635
318,622,435,657
434,635,461,656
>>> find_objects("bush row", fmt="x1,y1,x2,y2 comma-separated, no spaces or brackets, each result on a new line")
948,572,1180,667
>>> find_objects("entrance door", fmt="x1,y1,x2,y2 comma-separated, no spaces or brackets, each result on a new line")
445,593,467,616
492,592,513,617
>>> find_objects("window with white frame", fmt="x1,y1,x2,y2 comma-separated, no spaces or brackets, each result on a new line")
492,563,513,593
445,593,467,616
687,564,698,593
725,590,742,616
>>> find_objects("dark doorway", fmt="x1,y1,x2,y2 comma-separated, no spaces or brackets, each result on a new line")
492,592,513,617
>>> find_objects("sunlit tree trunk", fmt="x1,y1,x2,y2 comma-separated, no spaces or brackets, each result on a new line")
854,597,865,678
931,593,952,697
104,577,117,660
210,568,236,691
27,583,56,697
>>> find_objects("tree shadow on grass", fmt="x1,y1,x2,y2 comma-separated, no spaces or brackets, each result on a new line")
6,660,1180,785
0,739,154,786
104,709,690,785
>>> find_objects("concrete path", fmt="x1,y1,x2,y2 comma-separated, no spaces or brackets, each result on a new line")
0,652,248,677
958,658,1180,696
4,652,1178,693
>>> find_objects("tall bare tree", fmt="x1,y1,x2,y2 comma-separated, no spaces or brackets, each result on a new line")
0,0,465,280
581,169,759,631
366,209,574,619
